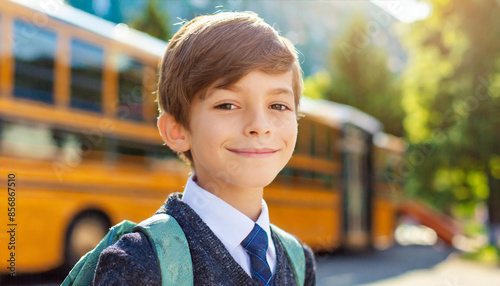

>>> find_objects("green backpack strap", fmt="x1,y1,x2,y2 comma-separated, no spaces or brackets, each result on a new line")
135,213,193,286
270,224,306,286
61,220,137,286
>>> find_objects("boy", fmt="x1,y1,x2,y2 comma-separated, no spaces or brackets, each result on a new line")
94,11,316,285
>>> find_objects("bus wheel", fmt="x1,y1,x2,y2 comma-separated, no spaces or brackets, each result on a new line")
64,212,110,271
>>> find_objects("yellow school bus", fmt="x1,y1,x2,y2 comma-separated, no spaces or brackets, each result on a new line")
0,0,189,274
0,0,405,275
275,97,406,251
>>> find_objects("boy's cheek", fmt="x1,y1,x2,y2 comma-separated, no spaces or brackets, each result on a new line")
271,115,297,133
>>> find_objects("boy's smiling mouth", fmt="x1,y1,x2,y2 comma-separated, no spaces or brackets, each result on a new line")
226,148,280,158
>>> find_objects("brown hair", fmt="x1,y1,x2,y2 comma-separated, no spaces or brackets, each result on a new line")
157,11,303,164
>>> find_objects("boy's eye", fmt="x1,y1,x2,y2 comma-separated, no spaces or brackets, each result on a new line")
215,103,237,110
270,104,290,111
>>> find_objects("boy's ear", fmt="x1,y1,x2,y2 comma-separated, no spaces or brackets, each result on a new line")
157,112,191,152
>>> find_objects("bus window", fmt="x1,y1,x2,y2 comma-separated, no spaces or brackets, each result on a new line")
58,132,83,165
147,144,176,160
330,128,342,161
310,122,315,157
70,38,103,113
0,14,2,78
279,166,293,177
117,55,144,122
317,172,336,189
143,65,159,125
115,138,147,166
296,119,311,155
326,128,332,160
0,119,3,153
13,20,56,104
314,123,328,158
54,130,107,163
1,121,57,160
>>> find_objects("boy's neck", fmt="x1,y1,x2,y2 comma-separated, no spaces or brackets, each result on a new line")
193,175,264,222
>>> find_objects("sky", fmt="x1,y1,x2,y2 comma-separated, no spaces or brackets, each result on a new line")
371,0,432,23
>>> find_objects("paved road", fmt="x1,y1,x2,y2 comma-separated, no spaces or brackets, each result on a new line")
316,243,455,286
366,255,500,286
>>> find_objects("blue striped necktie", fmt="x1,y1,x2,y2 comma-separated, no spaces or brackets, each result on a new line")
241,223,273,285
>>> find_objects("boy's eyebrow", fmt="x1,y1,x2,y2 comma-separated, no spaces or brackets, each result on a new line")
269,87,294,97
204,85,294,99
203,80,235,99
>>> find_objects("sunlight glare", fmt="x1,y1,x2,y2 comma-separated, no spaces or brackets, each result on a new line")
371,0,432,23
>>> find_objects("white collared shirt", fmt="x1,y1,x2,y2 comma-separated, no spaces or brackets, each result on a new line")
181,175,276,277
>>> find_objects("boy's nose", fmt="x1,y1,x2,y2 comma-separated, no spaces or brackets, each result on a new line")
244,108,272,136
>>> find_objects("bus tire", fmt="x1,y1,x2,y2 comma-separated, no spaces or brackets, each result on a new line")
64,211,111,272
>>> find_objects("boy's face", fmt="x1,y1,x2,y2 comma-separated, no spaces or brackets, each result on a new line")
186,70,298,192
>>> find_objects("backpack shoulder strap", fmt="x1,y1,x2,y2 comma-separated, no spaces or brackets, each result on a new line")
135,213,193,286
62,220,137,286
270,224,306,286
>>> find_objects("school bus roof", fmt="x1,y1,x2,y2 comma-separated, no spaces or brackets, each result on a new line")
10,0,168,58
299,96,383,134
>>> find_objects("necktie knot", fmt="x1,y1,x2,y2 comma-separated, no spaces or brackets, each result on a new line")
242,224,272,285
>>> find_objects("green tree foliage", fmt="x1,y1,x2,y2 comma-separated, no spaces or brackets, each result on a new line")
304,14,404,136
129,0,171,41
400,0,500,224
303,71,331,100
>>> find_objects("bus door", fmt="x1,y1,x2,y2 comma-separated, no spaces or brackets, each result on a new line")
342,124,373,250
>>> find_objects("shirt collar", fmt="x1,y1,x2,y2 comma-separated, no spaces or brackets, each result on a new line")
182,175,272,251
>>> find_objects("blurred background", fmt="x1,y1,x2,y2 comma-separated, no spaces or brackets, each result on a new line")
0,0,499,285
